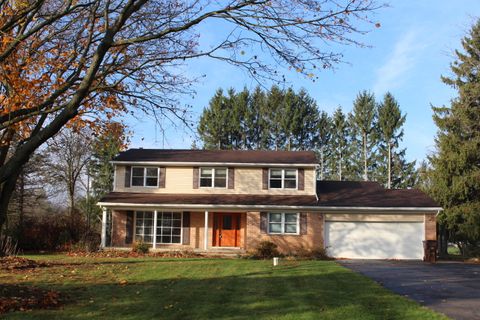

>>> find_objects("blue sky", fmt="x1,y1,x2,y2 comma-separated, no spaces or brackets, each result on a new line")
126,1,480,164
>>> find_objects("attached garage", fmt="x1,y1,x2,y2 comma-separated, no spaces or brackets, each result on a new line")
325,214,425,259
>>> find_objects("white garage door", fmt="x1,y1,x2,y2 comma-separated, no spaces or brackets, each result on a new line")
325,222,424,259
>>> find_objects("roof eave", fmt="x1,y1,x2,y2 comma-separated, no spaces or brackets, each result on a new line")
110,161,317,167
97,201,442,213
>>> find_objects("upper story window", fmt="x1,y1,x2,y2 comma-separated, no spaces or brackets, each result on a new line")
200,167,227,188
269,168,297,189
132,167,159,187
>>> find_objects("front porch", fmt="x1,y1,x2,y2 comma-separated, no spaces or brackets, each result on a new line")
101,209,248,251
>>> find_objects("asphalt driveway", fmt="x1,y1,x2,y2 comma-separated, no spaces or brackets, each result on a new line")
339,260,480,320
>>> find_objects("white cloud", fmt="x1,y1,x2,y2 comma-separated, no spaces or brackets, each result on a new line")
373,30,424,94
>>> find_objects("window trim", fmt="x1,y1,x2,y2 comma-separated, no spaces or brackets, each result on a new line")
267,212,300,235
199,167,228,189
131,166,159,188
134,211,183,245
268,168,298,190
133,211,154,243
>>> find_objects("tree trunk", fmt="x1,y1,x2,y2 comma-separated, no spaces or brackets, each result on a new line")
339,152,343,181
387,143,391,189
319,147,324,180
0,173,21,238
438,223,448,257
17,170,25,241
363,132,368,181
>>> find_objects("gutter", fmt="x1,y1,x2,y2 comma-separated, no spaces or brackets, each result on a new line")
97,201,442,214
110,161,317,168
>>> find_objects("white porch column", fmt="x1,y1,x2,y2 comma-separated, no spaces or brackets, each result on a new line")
153,210,158,249
101,207,107,248
204,210,209,251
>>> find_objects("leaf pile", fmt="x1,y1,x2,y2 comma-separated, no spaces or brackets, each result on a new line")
0,284,61,314
66,249,203,259
0,256,49,270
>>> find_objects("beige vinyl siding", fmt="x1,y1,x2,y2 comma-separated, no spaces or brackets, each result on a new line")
114,165,315,195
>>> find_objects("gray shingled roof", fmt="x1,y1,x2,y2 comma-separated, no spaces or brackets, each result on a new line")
113,149,318,164
99,181,439,208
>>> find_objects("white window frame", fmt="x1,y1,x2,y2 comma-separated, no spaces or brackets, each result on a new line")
133,211,154,243
267,212,300,235
268,168,298,190
155,211,183,245
199,167,228,189
134,211,183,245
131,166,159,188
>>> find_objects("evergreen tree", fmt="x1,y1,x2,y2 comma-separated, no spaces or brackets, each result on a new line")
198,89,232,149
428,20,480,255
329,107,350,181
376,92,416,188
198,86,323,151
245,86,268,149
316,111,332,180
291,89,321,150
267,85,287,150
350,91,378,181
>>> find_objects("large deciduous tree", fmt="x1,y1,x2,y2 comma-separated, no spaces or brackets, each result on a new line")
0,0,381,234
428,20,480,255
44,129,92,240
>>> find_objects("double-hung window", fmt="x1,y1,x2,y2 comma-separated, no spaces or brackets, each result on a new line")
269,169,297,189
199,167,227,188
132,167,159,187
268,213,299,234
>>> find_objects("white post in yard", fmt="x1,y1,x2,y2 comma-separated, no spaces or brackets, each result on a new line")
101,207,107,248
153,210,158,250
204,210,209,251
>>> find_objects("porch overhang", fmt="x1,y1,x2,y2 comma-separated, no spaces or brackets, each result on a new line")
97,201,442,214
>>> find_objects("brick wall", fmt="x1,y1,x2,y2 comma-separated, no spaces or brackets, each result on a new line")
245,212,324,254
424,213,437,240
111,210,127,247
111,210,323,251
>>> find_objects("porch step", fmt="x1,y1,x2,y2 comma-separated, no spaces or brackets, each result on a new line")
194,248,246,257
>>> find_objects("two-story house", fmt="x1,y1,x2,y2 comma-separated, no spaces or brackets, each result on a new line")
98,149,441,259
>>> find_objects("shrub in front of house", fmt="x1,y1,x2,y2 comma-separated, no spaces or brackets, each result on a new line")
252,240,281,259
132,241,149,254
291,247,332,260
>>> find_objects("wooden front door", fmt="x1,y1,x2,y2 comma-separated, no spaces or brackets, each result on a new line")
213,213,241,247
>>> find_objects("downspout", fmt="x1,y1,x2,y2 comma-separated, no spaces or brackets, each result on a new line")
314,164,320,201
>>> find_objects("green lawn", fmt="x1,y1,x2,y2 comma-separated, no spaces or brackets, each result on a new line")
1,255,447,320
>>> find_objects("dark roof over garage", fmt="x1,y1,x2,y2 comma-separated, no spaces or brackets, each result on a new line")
99,181,440,209
316,181,440,208
112,149,318,165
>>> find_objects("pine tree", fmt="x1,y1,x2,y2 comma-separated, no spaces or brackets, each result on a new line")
316,111,332,180
291,89,321,150
245,86,268,149
428,20,480,255
376,92,416,188
350,91,378,181
198,89,231,149
329,107,350,181
267,85,287,150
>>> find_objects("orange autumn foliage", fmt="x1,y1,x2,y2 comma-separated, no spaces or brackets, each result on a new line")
0,3,127,145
